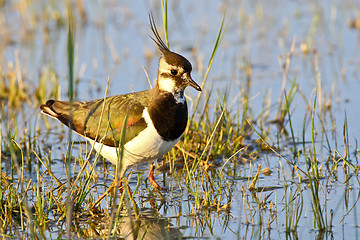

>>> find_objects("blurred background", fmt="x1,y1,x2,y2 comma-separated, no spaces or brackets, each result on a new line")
1,0,360,239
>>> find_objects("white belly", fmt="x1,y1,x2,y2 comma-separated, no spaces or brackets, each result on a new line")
85,107,180,176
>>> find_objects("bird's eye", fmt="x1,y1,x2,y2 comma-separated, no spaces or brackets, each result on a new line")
170,69,178,75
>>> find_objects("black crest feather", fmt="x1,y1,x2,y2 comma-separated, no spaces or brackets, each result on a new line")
149,13,170,54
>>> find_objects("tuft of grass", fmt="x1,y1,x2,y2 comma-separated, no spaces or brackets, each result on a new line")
284,185,303,232
307,92,329,232
0,51,31,108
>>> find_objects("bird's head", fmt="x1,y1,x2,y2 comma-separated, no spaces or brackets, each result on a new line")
149,14,201,95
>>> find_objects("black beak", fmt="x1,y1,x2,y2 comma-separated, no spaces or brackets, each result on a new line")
187,76,201,91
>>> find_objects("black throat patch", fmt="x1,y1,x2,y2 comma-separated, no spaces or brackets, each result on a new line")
148,91,188,141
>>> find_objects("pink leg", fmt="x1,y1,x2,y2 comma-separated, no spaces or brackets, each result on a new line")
148,164,163,190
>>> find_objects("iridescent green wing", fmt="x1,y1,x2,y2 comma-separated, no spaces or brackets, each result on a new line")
79,92,148,147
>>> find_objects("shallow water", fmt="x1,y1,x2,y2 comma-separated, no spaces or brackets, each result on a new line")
1,0,360,239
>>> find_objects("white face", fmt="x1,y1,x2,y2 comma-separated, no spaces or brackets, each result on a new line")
157,58,185,93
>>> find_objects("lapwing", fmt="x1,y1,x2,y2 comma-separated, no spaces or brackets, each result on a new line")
40,15,201,190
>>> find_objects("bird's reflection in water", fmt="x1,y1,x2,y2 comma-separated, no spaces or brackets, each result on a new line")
85,209,182,240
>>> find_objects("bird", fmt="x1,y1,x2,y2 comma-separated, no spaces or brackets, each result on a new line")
40,14,201,190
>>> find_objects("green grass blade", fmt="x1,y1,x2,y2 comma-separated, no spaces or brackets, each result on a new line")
189,14,229,126
161,0,169,48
